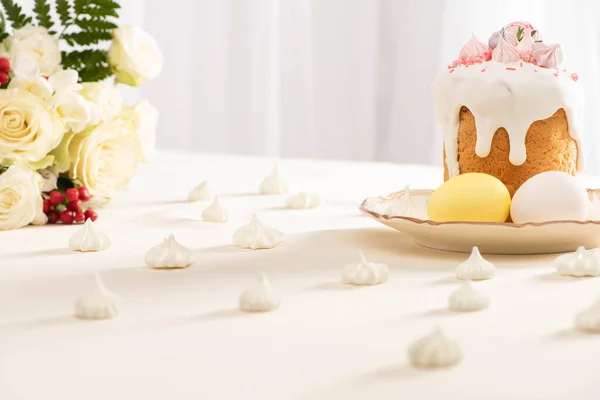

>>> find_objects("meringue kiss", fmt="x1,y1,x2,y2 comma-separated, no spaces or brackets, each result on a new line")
69,219,111,252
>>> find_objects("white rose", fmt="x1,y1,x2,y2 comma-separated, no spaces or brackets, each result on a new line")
7,53,53,100
68,118,142,199
80,81,123,124
5,25,61,76
0,89,65,164
38,166,58,192
48,91,93,133
108,25,163,86
0,164,43,230
119,100,158,163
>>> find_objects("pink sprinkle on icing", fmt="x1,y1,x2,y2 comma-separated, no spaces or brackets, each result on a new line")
534,69,538,72
563,69,567,72
553,72,559,77
449,69,455,74
506,67,516,71
481,68,486,72
571,73,579,81
520,61,523,67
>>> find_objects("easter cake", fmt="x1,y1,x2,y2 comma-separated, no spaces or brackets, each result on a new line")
434,21,582,196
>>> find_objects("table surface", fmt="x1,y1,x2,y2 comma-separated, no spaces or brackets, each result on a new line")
2,151,600,400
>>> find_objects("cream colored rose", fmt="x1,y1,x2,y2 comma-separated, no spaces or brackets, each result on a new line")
108,25,163,86
118,100,158,163
5,25,61,76
0,89,65,165
0,164,43,230
80,81,123,124
68,118,142,199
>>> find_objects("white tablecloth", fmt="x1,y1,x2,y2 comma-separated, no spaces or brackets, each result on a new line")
2,151,600,400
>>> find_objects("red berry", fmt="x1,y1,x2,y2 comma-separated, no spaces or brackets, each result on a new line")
43,198,52,213
68,199,82,211
59,210,75,225
0,58,10,73
78,186,91,201
0,73,8,85
84,209,98,222
65,188,79,202
49,190,64,205
74,211,86,223
48,211,60,224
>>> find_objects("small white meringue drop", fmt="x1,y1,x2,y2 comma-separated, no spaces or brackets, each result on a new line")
456,246,496,281
342,250,390,286
232,215,284,250
238,273,280,312
74,274,120,320
145,234,193,269
555,246,600,277
202,195,228,223
448,281,490,312
385,185,429,219
587,193,600,221
408,327,462,368
259,162,289,195
285,192,322,209
188,181,214,202
68,219,111,252
575,296,600,333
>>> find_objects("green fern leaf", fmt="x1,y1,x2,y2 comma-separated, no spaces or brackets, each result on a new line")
61,49,110,82
56,0,73,27
33,0,54,30
63,30,111,46
76,16,117,31
0,11,8,42
1,0,33,30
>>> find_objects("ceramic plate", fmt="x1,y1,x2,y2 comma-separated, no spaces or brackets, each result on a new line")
360,189,600,255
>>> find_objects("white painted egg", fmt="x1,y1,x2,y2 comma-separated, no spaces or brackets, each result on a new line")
510,171,588,224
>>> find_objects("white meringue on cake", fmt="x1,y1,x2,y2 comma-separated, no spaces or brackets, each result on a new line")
448,281,490,311
575,295,600,333
342,250,390,286
239,273,280,312
188,181,214,202
145,234,193,269
232,214,284,250
555,246,600,277
408,327,462,368
285,192,321,209
385,185,429,219
587,193,600,221
456,246,496,280
74,274,120,320
202,195,228,223
259,162,289,194
69,219,111,252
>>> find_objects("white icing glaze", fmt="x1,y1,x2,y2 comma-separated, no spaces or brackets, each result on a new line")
145,234,194,269
448,281,490,311
455,246,496,281
555,246,600,277
69,219,111,252
202,195,228,222
341,250,390,286
74,274,120,320
434,61,583,178
238,273,280,312
384,185,429,219
407,327,462,368
575,296,600,333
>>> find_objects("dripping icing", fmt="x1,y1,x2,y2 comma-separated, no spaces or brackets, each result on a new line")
434,61,583,178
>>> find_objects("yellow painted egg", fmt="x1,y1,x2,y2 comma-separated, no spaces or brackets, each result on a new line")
427,173,511,222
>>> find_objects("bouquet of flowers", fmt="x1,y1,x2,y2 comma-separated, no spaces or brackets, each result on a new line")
0,0,162,230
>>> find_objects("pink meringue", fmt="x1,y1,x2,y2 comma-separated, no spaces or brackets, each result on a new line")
533,43,561,69
491,36,520,64
516,28,535,61
458,34,490,64
488,27,517,49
